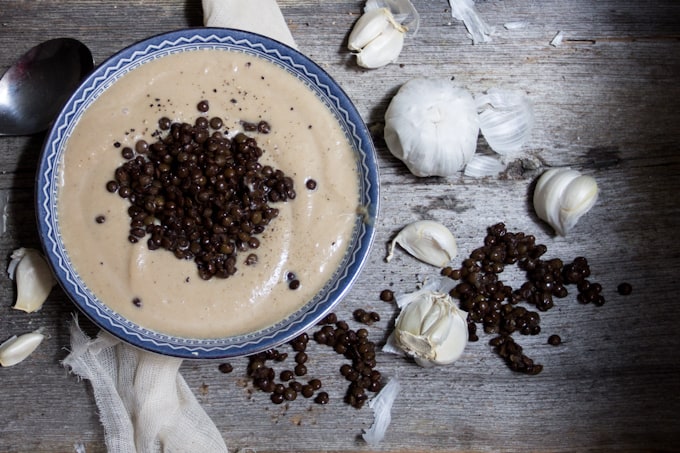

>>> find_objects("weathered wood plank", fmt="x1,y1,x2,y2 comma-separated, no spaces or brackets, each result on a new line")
1,1,679,452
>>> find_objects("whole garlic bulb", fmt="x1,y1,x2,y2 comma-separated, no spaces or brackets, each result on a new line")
384,78,480,177
385,279,468,367
533,168,599,236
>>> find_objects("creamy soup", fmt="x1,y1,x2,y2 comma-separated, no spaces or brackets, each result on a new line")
58,49,360,338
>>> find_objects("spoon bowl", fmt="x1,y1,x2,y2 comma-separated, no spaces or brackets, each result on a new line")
0,38,93,136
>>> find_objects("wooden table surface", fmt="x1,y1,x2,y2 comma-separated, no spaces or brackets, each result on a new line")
1,1,679,452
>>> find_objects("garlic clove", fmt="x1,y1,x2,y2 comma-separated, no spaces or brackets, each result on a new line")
533,168,599,236
476,88,534,155
421,302,455,345
0,329,45,367
421,306,468,366
386,220,458,267
384,78,480,177
396,330,436,360
355,23,405,69
559,175,599,233
7,247,56,313
348,7,406,69
391,289,468,367
348,8,399,51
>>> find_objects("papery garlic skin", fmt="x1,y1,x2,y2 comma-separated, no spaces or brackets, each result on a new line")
386,220,458,267
391,289,468,366
362,378,400,445
0,329,45,367
365,0,420,31
348,8,406,69
533,168,599,236
384,78,480,177
7,248,56,313
448,0,494,44
476,88,534,155
464,153,506,178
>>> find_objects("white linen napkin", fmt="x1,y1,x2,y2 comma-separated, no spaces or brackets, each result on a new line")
203,0,297,48
64,321,229,453
63,2,297,451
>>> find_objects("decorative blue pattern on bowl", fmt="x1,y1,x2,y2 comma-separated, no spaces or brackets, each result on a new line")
36,28,379,359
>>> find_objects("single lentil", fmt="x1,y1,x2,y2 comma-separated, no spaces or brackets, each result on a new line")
289,279,301,290
294,364,307,376
617,282,633,296
305,179,317,190
314,392,329,405
218,363,233,373
379,289,394,302
548,334,561,346
197,100,209,112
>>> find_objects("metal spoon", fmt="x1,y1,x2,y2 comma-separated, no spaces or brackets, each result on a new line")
0,38,94,136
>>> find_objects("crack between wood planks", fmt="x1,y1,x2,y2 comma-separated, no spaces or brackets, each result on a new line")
565,35,680,45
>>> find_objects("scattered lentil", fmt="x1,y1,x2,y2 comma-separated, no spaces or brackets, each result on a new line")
294,364,307,376
218,363,233,373
353,308,380,325
314,392,329,405
617,282,633,296
295,352,308,364
548,334,561,346
301,385,314,398
379,289,394,302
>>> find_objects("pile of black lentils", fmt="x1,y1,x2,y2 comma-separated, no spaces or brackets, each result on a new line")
222,312,383,409
105,100,295,281
441,222,627,374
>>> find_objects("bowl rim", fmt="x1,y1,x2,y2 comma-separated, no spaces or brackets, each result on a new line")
36,27,380,359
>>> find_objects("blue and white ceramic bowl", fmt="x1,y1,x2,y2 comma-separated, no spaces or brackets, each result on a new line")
36,28,379,359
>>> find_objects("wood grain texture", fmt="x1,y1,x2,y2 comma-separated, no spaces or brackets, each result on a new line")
1,1,679,452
